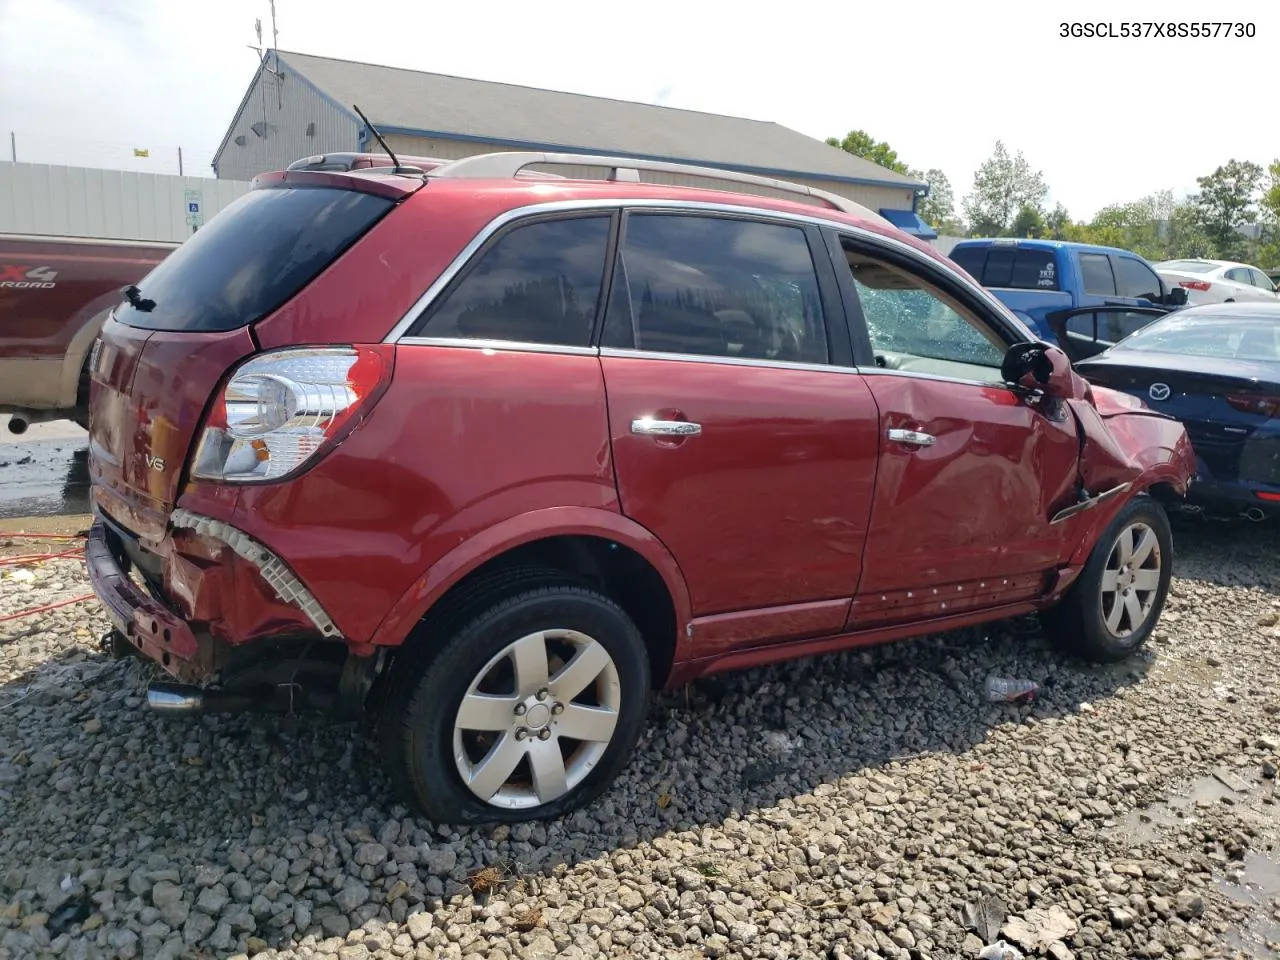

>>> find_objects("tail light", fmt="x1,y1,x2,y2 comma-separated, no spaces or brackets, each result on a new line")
1178,280,1212,292
1225,394,1280,418
191,346,392,483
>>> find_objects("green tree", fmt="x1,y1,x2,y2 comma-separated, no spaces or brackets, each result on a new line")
1259,160,1280,269
917,168,958,230
962,141,1049,237
825,129,911,176
1046,203,1072,240
1192,159,1264,258
1010,204,1047,238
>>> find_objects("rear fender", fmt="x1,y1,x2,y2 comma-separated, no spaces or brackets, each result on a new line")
367,505,693,655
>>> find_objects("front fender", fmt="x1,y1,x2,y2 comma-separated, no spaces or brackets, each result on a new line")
367,505,694,651
1065,390,1195,566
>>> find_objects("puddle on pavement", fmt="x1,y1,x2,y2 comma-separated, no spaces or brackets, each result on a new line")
0,441,89,519
1219,851,1280,957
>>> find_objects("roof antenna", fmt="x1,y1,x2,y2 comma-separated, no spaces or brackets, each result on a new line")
351,104,422,175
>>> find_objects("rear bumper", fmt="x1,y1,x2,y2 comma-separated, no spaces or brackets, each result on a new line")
1183,475,1280,516
85,520,219,681
86,502,349,680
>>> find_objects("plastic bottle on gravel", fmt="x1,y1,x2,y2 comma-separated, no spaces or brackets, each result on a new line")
985,675,1041,703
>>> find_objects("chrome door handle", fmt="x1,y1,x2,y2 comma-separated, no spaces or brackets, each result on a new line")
887,428,935,446
631,418,702,437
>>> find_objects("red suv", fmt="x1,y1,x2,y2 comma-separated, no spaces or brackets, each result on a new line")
85,151,1195,824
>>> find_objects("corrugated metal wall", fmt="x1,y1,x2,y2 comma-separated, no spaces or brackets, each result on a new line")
0,162,251,242
214,61,358,181
931,235,965,256
384,135,917,213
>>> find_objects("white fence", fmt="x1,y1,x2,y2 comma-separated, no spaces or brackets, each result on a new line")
0,162,251,243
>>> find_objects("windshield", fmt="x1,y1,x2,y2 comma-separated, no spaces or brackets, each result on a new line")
1157,260,1217,274
114,186,393,332
1119,315,1280,361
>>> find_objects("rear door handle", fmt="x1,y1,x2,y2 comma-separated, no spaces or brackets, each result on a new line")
887,428,935,447
631,418,702,437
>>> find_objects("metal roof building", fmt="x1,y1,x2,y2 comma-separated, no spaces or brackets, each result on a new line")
214,51,935,237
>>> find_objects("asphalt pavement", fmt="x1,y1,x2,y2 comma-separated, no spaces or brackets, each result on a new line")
0,416,90,519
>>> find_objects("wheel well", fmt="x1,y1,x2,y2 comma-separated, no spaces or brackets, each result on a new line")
1144,481,1181,507
416,536,678,688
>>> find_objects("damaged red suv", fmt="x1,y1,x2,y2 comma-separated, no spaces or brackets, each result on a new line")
86,151,1195,824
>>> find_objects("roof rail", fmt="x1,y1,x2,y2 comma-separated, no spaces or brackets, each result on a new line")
429,151,891,225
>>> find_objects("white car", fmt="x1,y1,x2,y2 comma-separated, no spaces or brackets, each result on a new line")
1153,258,1280,305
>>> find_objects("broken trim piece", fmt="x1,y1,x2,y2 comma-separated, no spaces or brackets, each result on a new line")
169,508,343,639
1049,483,1133,525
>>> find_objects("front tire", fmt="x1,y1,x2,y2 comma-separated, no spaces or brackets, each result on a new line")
1041,496,1173,663
379,580,650,824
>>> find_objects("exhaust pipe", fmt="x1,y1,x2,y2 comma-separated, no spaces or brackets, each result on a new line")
1243,507,1267,523
147,682,205,713
146,681,269,714
7,416,28,435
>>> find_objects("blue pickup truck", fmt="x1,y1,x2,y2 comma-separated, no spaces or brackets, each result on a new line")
948,238,1189,361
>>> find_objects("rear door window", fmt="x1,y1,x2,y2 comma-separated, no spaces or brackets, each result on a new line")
1113,256,1163,301
417,216,611,346
1079,254,1117,296
601,214,828,364
113,186,394,332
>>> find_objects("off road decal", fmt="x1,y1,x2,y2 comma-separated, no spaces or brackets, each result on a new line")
0,265,58,289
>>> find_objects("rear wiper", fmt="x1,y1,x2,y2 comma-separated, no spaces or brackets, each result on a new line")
123,285,156,312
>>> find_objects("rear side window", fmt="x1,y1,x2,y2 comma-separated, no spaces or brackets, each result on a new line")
1113,257,1162,300
420,216,610,346
1079,254,1116,295
601,214,828,364
948,247,1058,290
113,187,393,332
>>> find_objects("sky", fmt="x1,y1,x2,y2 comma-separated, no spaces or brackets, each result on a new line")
0,0,1275,222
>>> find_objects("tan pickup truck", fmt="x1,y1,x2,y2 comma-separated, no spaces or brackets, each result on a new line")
0,233,176,433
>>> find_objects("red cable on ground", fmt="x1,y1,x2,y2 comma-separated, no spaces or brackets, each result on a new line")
0,593,96,624
0,532,88,541
1,549,84,566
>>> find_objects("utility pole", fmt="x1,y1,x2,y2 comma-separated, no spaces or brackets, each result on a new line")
8,132,14,163
178,146,184,176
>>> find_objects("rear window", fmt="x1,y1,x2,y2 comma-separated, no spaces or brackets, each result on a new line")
949,246,1059,290
1157,260,1216,274
113,186,394,332
1122,315,1280,361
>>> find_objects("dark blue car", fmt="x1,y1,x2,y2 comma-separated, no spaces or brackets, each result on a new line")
1075,302,1280,521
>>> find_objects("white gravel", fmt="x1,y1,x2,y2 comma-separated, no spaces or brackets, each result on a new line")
2,520,1279,960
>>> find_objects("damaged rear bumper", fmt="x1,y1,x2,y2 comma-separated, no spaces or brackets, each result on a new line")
85,506,346,682
85,521,215,681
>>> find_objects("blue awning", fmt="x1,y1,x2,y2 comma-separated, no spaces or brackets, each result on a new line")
878,208,938,240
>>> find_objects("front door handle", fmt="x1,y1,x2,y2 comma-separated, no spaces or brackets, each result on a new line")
631,418,702,437
887,428,935,447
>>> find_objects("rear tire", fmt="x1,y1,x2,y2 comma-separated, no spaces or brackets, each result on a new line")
1040,496,1173,663
378,575,650,824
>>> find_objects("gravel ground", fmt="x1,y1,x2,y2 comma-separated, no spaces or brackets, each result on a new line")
1,519,1278,960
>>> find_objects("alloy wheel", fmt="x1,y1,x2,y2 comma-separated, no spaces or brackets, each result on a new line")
452,629,621,810
1098,521,1162,638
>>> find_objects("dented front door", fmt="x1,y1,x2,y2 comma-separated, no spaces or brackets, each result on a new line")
851,374,1081,626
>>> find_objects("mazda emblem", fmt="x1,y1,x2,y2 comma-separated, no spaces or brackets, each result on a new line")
1148,383,1171,401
